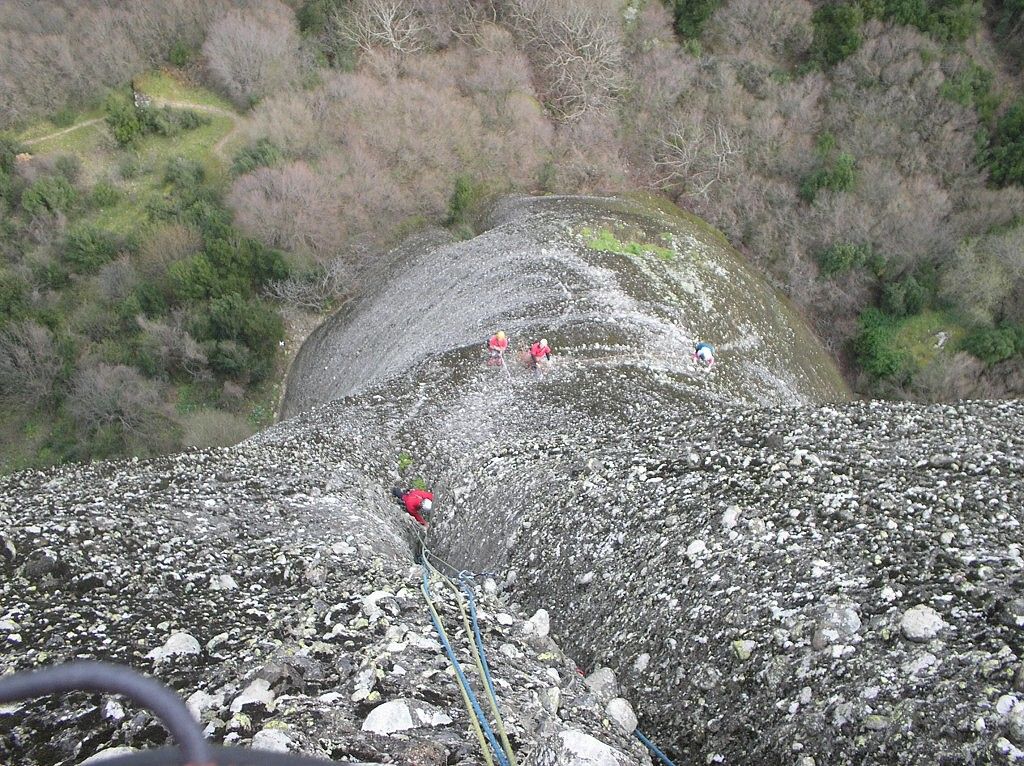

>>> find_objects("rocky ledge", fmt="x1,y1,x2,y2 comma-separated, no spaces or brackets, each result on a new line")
0,416,650,766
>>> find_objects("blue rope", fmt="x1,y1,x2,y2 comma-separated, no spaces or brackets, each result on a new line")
459,575,502,715
420,562,510,766
634,729,678,766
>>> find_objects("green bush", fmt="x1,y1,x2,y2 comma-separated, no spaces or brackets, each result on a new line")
0,135,22,206
133,281,169,318
0,134,23,173
191,294,282,382
0,269,29,325
106,93,143,147
140,106,209,139
855,308,909,379
21,175,77,217
962,325,1024,364
984,98,1024,187
666,0,721,40
297,0,343,35
995,0,1024,42
106,93,209,148
818,242,872,275
32,258,71,290
880,274,927,317
89,181,122,209
63,225,121,274
169,253,220,301
168,39,193,67
54,155,82,184
940,63,998,124
164,157,206,189
859,0,982,41
52,107,78,128
204,339,257,379
232,139,283,176
811,4,864,67
800,139,857,203
446,175,492,236
197,292,283,356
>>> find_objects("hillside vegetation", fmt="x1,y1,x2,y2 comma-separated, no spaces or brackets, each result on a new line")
2,0,1024,471
0,73,309,472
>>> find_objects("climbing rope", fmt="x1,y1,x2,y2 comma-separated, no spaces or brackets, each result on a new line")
423,557,517,766
423,546,500,580
416,533,679,766
634,729,679,766
419,560,511,766
458,573,518,766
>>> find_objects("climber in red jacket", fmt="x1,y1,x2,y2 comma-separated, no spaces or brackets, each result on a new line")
391,487,433,527
530,338,551,363
486,330,508,366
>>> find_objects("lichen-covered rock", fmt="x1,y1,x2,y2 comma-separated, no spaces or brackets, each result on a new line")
531,729,633,766
900,605,946,642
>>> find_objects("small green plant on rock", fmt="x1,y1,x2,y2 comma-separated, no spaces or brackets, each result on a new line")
582,227,675,261
397,452,413,472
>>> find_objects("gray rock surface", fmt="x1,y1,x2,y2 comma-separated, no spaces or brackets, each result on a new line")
3,195,1022,766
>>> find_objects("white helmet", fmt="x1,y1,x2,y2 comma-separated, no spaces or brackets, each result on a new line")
540,338,548,347
421,499,433,512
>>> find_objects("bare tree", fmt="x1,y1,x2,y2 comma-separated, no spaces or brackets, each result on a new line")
501,0,624,121
228,161,343,256
69,360,168,436
654,117,739,200
202,2,301,107
96,256,140,303
137,223,204,281
136,312,209,379
264,258,348,311
0,321,61,411
330,0,427,55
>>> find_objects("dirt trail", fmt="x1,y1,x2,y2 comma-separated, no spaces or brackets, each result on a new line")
24,118,103,146
22,97,240,158
149,97,240,158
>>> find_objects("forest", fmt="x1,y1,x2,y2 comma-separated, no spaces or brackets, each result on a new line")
1,0,1023,470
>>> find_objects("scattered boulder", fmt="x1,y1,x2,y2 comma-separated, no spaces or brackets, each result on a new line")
605,698,638,734
900,605,946,642
230,679,276,715
362,698,453,735
145,632,201,663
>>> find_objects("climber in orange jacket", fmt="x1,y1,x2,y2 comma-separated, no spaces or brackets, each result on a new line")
392,487,432,527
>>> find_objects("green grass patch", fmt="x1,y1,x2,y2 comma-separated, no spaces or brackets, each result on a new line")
135,70,234,112
135,113,234,178
16,108,105,144
582,226,676,260
892,310,968,369
19,116,107,157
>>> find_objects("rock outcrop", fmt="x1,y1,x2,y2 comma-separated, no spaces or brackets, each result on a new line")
4,195,1022,765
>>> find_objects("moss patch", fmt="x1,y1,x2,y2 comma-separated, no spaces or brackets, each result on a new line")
582,226,676,261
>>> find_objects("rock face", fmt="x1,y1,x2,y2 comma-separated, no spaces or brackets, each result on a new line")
0,404,648,764
3,195,1022,766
